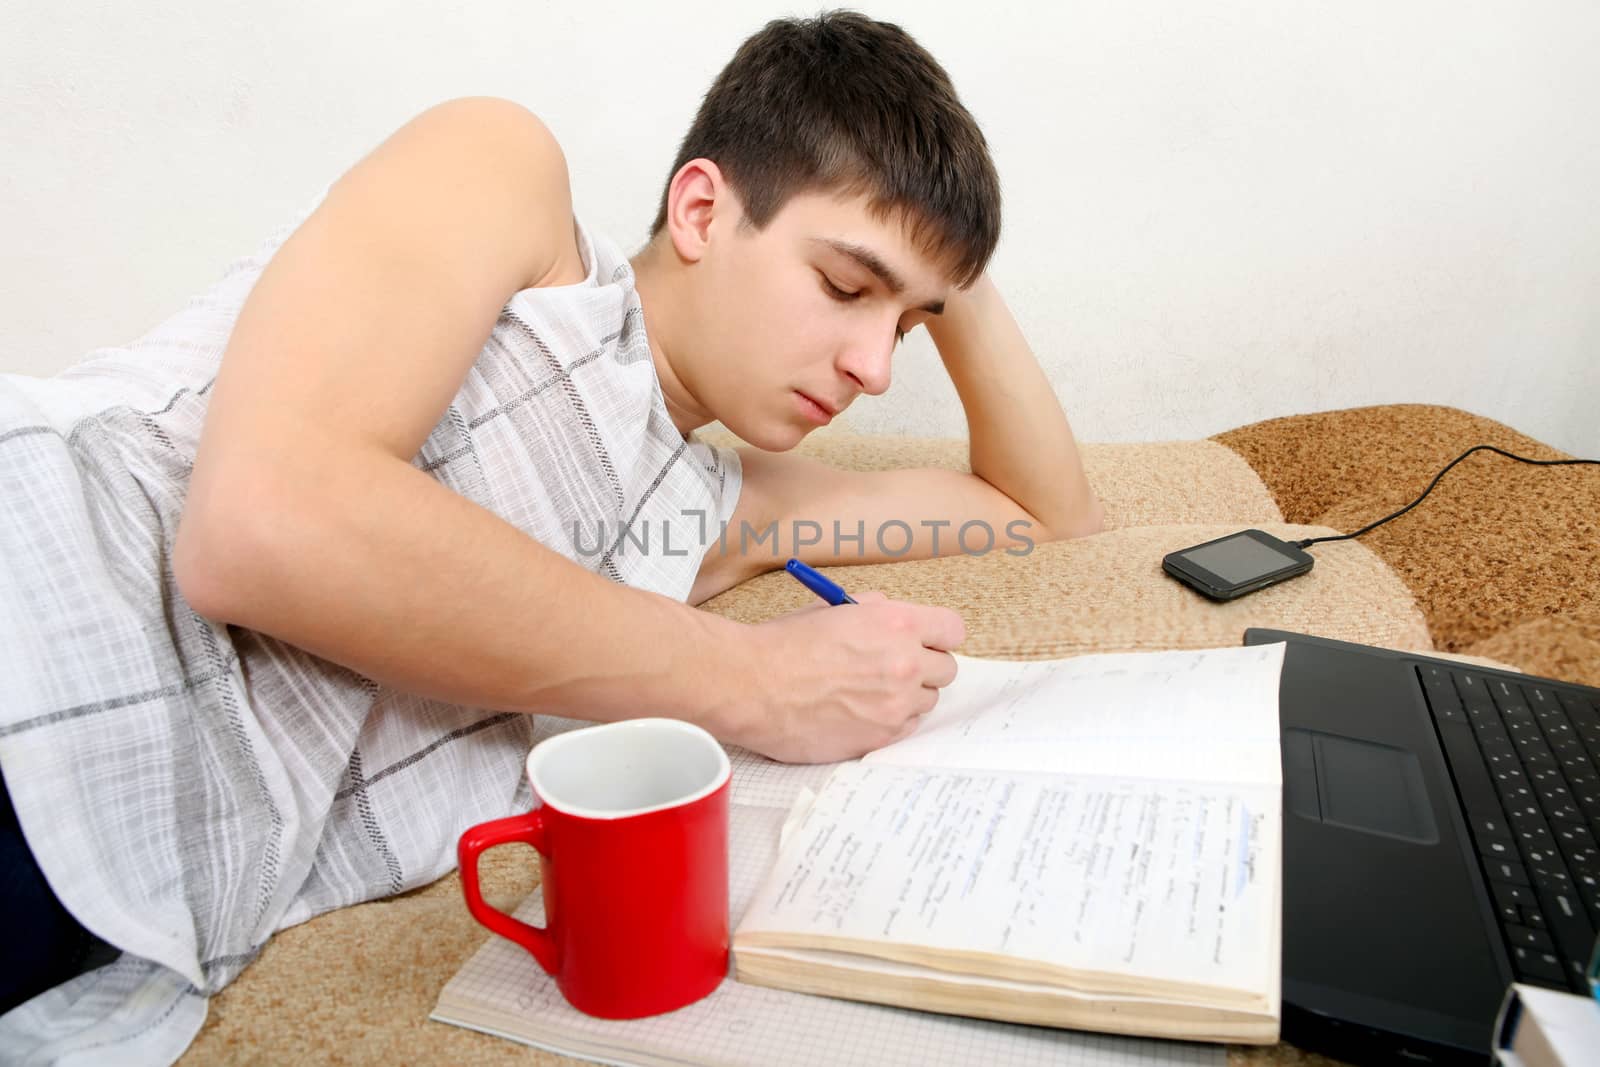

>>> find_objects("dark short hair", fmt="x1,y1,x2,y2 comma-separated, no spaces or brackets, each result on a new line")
649,10,1001,288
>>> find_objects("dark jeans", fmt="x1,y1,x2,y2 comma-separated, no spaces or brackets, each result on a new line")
0,762,119,1016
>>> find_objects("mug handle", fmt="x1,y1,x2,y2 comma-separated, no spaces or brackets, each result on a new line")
458,811,559,975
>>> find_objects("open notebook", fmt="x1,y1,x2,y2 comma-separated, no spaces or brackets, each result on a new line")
733,647,1284,1044
431,646,1284,1066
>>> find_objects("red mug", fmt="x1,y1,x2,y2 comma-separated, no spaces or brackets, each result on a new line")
458,717,731,1018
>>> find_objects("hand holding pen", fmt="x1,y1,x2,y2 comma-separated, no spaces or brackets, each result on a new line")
716,558,964,763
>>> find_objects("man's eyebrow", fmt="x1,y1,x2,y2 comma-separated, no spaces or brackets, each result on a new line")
811,238,945,315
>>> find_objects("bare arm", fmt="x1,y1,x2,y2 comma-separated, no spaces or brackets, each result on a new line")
175,97,960,762
176,98,741,721
930,272,1103,540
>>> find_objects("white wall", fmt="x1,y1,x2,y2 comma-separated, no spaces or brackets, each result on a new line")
4,1,1597,455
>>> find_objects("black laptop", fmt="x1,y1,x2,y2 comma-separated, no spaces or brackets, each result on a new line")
1245,628,1600,1065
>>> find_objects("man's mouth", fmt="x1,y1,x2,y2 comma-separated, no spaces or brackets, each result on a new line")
795,391,836,425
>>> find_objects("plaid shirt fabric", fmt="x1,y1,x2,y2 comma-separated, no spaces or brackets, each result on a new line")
0,187,741,1063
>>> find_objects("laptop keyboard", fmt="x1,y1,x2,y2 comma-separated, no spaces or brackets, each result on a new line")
1418,662,1600,994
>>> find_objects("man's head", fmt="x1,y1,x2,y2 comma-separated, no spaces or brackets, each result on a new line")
649,10,1000,289
635,11,1002,451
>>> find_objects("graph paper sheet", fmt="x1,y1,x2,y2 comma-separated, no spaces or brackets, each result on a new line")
431,743,1225,1067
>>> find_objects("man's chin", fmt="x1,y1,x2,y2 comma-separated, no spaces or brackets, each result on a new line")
732,420,811,453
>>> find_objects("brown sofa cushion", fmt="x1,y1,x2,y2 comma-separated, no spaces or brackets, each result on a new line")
1216,404,1598,686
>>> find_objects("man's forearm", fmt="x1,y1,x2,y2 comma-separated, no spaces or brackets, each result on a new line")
925,273,1102,538
175,443,749,732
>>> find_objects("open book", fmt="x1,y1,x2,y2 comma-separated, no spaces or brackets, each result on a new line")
732,643,1286,1045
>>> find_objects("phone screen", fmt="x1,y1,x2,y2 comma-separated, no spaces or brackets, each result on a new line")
1182,534,1300,583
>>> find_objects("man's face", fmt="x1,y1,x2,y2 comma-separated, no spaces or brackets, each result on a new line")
683,189,952,452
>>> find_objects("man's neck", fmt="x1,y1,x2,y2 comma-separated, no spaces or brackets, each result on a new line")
629,239,712,441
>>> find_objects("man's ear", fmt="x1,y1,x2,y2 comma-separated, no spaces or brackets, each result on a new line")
663,158,731,264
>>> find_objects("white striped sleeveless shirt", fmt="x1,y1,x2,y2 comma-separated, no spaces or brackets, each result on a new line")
0,183,741,1063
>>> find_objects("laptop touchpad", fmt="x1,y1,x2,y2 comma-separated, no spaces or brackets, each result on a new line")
1283,729,1439,844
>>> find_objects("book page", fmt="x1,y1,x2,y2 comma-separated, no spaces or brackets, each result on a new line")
737,762,1279,1000
866,644,1285,788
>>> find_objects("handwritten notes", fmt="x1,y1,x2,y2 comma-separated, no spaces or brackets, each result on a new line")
737,644,1286,1005
740,763,1278,994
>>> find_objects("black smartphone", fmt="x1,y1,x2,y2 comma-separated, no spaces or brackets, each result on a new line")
1162,528,1314,601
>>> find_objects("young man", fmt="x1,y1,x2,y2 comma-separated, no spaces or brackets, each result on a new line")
0,10,1098,1060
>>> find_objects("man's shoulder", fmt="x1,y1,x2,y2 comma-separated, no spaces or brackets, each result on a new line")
376,97,579,290
418,97,572,190
412,97,568,159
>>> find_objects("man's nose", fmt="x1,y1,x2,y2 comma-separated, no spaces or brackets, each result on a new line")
838,334,894,397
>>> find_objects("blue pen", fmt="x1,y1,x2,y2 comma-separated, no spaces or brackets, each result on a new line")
785,558,857,605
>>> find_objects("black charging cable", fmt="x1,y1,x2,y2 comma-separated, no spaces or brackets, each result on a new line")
1293,444,1600,550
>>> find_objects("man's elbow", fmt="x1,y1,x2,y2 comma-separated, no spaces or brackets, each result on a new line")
173,481,282,624
1067,495,1107,538
1026,494,1106,547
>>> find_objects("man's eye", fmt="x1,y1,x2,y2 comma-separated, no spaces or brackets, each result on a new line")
820,276,860,301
